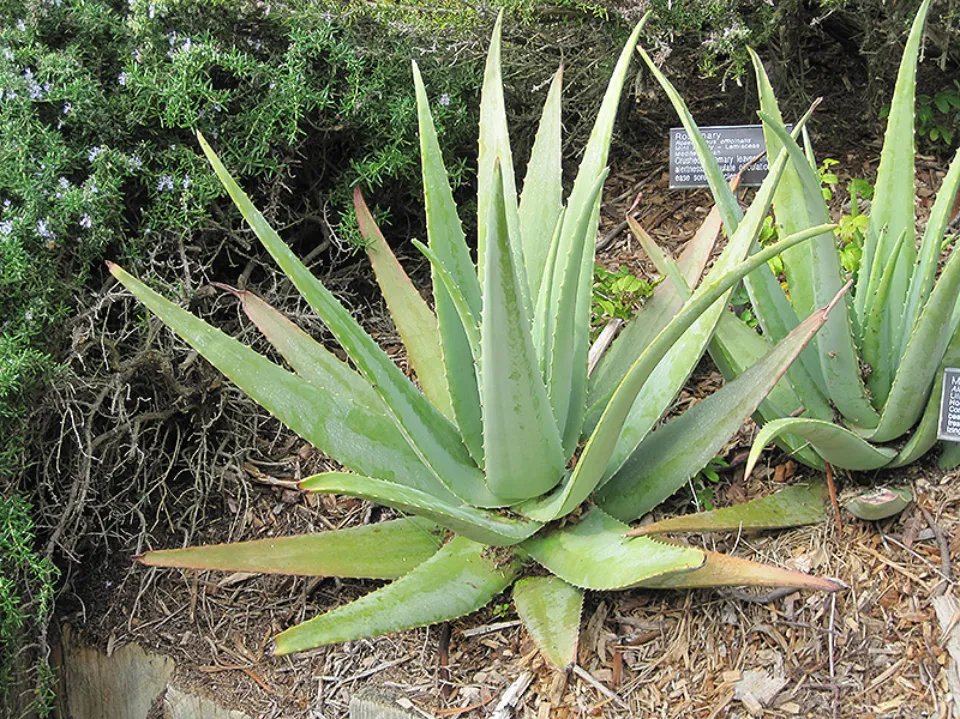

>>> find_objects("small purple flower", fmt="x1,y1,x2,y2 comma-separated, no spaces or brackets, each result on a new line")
0,220,12,235
86,181,98,194
182,175,192,189
88,146,103,162
16,19,26,32
37,219,54,238
58,177,70,189
438,93,451,107
62,101,72,114
157,175,174,192
24,311,32,322
79,214,92,229
118,71,128,86
128,154,143,170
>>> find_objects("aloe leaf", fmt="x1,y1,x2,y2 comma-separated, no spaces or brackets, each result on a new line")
235,289,382,412
518,67,563,299
709,312,826,467
844,487,912,521
520,506,703,590
533,208,567,370
517,223,834,521
628,218,688,298
544,170,608,454
890,325,960,467
636,546,842,592
899,147,960,361
481,163,566,502
513,576,582,669
477,12,526,312
588,187,727,417
866,245,960,443
355,188,453,419
596,287,843,521
412,240,480,358
413,62,485,466
273,535,520,655
300,472,542,547
196,133,498,508
637,46,742,236
861,228,908,406
627,481,826,536
759,116,879,427
750,50,827,323
108,264,456,498
854,0,928,331
940,442,960,470
746,418,896,475
136,517,443,579
547,16,648,448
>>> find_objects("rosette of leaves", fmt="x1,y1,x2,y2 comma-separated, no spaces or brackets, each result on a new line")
112,14,840,668
634,0,960,483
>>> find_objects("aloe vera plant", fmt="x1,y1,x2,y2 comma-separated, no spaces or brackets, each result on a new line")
115,14,841,669
641,0,960,479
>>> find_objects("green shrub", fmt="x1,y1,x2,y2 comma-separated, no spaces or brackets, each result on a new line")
0,494,58,718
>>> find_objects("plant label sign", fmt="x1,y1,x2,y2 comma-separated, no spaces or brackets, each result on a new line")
669,124,772,189
938,368,960,441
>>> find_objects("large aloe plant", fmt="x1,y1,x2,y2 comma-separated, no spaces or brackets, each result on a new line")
636,0,960,481
115,14,840,668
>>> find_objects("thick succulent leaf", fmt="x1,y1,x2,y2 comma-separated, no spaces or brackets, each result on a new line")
844,487,912,521
890,325,960,467
534,208,567,370
544,170,608,453
588,188,727,417
750,51,828,323
108,264,453,498
637,46,742,236
481,163,566,502
517,223,834,521
899,147,960,360
709,313,826,467
412,240,480,358
626,481,826,536
135,518,443,579
861,228,907,406
273,535,520,655
759,117,879,427
513,576,582,669
197,133,499,508
549,16,648,449
939,442,960,470
235,289,381,412
855,0,928,331
413,62,485,466
518,67,563,299
866,244,960,443
746,418,896,475
355,189,453,419
477,12,526,312
596,289,842,522
637,546,842,592
300,473,542,547
520,506,703,590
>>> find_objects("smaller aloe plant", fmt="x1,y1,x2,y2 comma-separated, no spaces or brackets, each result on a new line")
641,0,960,478
116,14,841,669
